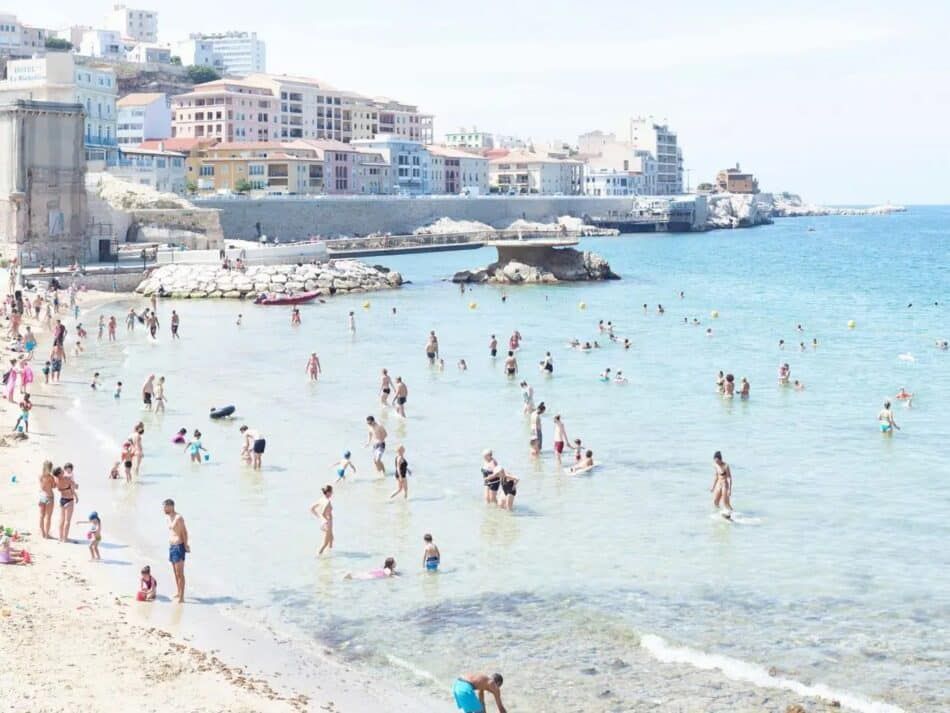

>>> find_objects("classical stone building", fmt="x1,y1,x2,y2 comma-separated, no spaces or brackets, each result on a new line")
0,100,87,266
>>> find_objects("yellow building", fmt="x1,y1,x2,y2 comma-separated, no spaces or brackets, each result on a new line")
138,137,218,190
195,141,324,194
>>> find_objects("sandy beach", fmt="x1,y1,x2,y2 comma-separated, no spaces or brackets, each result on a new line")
0,284,443,713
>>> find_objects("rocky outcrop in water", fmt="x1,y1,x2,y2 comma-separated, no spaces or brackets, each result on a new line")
136,260,402,299
453,247,618,284
705,192,907,229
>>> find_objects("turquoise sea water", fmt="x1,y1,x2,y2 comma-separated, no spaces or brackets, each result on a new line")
58,209,948,711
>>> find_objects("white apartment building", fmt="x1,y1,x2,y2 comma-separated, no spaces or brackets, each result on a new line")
445,127,494,150
189,32,265,75
428,145,490,194
0,13,51,57
578,130,658,195
0,53,117,163
117,92,170,145
626,117,682,194
350,136,431,195
173,37,223,71
79,29,124,61
242,73,433,144
489,150,582,195
105,5,158,43
125,43,170,64
107,146,186,194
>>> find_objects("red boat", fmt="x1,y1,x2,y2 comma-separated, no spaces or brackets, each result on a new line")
253,291,321,306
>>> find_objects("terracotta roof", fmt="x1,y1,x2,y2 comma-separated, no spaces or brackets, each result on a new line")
117,92,165,108
490,149,580,165
119,146,185,158
210,141,299,151
427,144,488,160
138,138,216,152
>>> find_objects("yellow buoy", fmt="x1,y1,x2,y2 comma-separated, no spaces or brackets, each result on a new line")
362,301,371,309
578,301,587,310
848,320,856,329
711,310,719,319
469,302,477,310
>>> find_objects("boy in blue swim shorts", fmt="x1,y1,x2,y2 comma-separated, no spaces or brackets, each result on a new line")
453,673,505,713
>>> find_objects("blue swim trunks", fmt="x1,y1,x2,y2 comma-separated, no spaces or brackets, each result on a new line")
425,557,440,572
169,543,186,563
453,679,483,712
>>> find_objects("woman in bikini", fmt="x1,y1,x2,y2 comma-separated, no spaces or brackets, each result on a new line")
131,422,145,476
311,485,334,556
54,464,79,542
38,460,55,539
710,451,733,517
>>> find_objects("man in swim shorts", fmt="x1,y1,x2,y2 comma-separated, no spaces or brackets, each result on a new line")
142,374,155,410
365,416,388,475
452,673,506,713
164,498,189,603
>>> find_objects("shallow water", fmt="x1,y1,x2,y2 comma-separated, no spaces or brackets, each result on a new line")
59,209,948,711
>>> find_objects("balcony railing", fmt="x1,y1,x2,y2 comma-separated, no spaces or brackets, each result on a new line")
85,136,117,147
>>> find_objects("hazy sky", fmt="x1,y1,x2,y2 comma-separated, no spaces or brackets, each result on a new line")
29,1,950,203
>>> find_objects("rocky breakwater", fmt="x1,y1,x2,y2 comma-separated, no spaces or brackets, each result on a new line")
453,243,618,284
136,260,402,299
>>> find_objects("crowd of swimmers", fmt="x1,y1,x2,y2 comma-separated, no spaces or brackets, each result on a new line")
4,258,944,710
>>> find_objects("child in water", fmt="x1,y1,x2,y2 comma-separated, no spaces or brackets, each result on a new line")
114,381,122,399
422,534,441,572
344,557,398,580
333,451,356,482
137,565,157,601
187,430,207,463
571,450,596,474
572,438,584,462
120,440,134,482
172,428,187,445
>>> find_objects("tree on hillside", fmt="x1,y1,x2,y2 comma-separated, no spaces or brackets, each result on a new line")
186,65,220,84
45,37,73,51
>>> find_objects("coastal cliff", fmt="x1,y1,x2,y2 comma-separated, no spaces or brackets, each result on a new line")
705,192,906,229
136,260,402,299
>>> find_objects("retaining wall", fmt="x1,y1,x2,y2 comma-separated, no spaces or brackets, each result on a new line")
196,196,640,241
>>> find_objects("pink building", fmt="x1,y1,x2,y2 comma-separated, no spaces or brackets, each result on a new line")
291,140,392,195
171,79,276,143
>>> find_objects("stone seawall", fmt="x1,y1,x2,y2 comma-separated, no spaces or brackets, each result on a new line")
196,196,637,241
